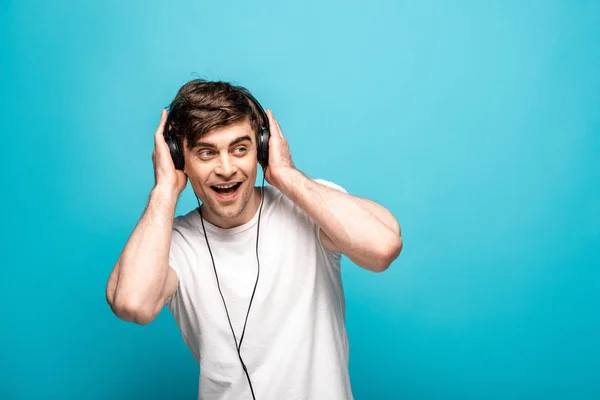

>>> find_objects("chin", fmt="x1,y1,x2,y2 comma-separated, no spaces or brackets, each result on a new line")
203,181,255,221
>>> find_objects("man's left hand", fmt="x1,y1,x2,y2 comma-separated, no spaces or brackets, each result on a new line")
263,109,296,188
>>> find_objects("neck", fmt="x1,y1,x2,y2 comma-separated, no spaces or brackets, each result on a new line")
199,187,262,229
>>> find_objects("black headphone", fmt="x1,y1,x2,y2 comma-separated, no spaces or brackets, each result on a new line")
163,91,270,170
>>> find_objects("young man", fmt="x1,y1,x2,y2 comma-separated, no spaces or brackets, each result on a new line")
106,79,403,400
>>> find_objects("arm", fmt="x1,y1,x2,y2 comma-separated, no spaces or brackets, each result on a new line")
276,170,402,272
106,110,187,324
106,187,180,324
356,198,401,237
264,110,402,273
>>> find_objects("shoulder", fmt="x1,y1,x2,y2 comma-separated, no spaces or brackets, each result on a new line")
169,208,201,250
265,177,347,236
173,208,198,229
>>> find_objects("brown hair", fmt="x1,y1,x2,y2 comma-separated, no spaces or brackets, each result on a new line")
166,79,267,149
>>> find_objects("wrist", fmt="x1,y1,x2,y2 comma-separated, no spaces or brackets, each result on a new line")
150,184,180,205
272,167,304,194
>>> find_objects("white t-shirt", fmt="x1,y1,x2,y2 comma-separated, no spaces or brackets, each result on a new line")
165,179,354,400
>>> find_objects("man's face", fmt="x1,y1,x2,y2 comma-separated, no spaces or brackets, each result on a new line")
183,119,259,228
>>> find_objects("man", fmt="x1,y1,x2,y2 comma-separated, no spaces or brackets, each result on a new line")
106,79,402,400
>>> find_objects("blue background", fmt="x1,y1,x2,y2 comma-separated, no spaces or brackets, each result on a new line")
2,0,599,398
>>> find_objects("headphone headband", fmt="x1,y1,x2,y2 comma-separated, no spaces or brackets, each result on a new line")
242,90,269,130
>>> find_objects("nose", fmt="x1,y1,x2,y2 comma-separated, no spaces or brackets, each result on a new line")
214,154,238,178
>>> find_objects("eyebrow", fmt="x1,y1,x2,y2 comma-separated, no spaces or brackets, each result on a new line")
194,135,252,149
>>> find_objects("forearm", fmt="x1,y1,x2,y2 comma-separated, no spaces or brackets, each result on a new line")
275,168,402,271
107,186,178,322
356,198,401,236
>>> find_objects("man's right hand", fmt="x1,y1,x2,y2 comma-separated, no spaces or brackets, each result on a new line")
152,109,187,196
106,109,185,325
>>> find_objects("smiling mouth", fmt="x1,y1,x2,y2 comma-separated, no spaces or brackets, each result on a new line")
210,182,242,196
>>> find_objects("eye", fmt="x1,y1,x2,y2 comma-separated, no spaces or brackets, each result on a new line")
234,146,248,155
198,149,215,159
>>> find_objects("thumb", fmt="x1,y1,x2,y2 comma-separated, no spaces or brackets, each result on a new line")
155,110,168,140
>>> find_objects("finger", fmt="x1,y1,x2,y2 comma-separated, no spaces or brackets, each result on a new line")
154,110,170,149
159,109,168,129
266,109,283,138
155,109,168,139
265,110,277,141
266,109,273,128
274,118,284,139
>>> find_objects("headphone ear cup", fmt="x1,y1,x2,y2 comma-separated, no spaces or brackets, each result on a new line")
165,136,185,170
163,111,185,171
257,127,270,167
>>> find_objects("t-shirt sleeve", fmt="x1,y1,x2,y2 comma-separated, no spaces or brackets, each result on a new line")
164,223,187,314
162,217,202,362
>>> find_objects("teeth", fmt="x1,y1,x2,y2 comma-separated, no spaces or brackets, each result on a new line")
214,183,238,189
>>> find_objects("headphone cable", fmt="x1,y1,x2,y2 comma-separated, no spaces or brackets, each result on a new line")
196,173,265,400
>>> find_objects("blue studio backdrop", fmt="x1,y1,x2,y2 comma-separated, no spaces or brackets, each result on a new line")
1,0,599,399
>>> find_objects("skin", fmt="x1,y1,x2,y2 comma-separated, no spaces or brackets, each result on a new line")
106,108,403,325
181,120,262,229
